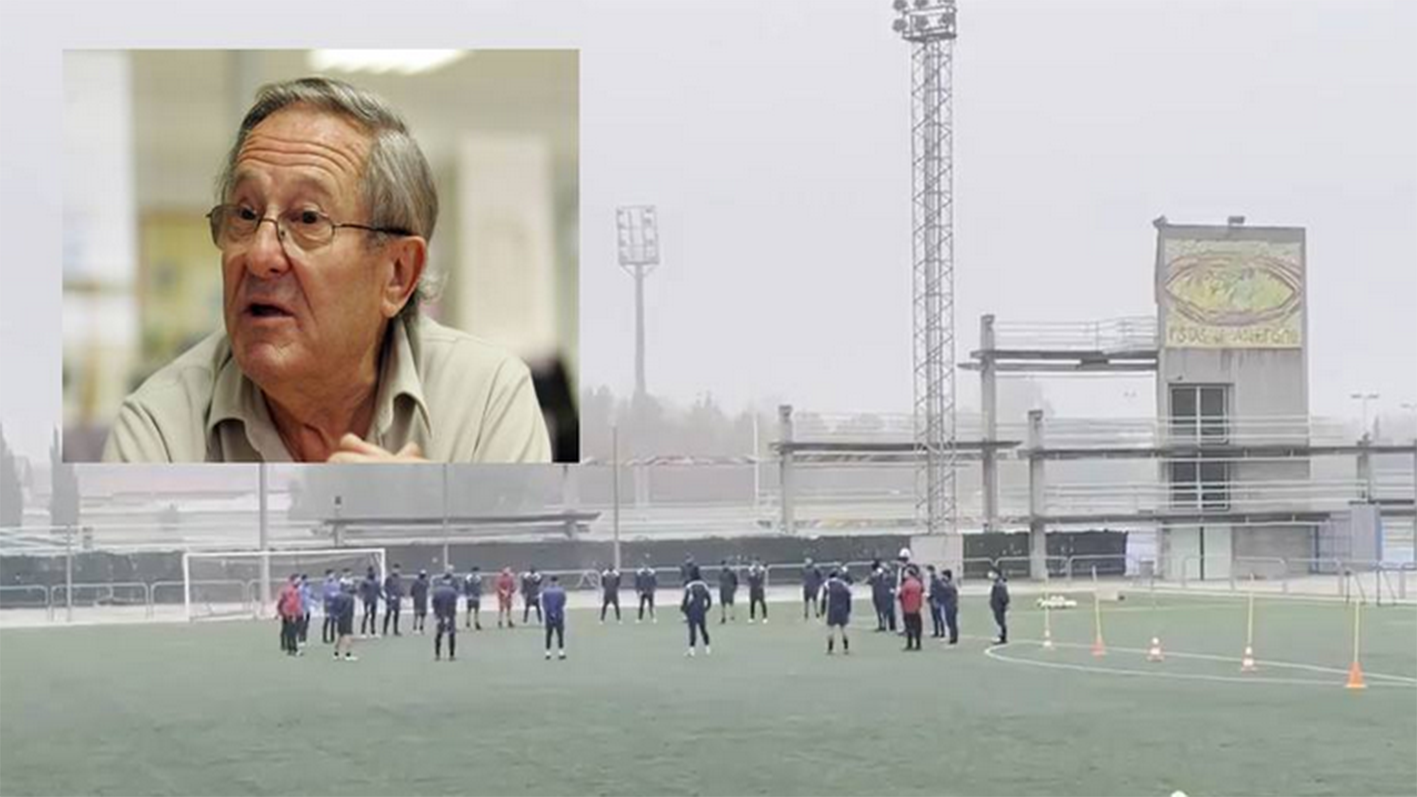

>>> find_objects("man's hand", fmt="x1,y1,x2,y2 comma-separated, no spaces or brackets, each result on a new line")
327,434,428,463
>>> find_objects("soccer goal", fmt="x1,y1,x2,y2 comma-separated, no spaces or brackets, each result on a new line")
182,548,386,621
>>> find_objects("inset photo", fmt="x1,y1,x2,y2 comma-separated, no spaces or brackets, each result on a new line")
62,49,579,463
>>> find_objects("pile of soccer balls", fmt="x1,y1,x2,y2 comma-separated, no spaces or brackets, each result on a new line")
1035,594,1078,609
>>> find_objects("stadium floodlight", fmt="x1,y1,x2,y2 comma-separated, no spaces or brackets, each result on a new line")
1349,392,1380,437
893,0,958,42
616,205,661,398
182,548,386,622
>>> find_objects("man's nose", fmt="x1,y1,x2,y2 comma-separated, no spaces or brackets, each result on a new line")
244,218,292,278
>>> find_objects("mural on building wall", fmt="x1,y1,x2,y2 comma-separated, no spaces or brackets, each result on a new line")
1161,238,1304,348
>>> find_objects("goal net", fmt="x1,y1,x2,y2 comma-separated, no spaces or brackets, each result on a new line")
182,548,386,621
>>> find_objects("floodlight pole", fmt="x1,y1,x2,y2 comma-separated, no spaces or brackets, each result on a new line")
616,206,661,400
895,0,960,541
258,462,270,618
65,523,74,623
612,424,622,571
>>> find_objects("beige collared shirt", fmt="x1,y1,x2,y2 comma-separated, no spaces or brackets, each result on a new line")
101,315,551,463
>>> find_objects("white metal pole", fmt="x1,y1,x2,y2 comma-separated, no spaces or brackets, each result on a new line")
442,463,450,571
613,424,622,571
65,524,74,623
182,552,192,622
258,463,270,618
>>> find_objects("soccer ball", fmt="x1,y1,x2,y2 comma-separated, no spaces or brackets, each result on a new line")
1171,791,1187,797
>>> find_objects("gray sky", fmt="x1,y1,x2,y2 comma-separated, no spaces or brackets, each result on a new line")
2,0,1415,461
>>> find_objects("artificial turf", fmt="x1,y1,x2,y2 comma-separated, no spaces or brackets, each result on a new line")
1,592,1413,796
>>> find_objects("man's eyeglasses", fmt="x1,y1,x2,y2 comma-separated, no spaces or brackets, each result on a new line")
206,205,414,252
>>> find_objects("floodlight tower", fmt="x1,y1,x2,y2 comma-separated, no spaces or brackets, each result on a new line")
616,206,660,398
894,0,959,538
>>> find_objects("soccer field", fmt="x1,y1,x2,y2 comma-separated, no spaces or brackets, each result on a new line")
1,592,1414,797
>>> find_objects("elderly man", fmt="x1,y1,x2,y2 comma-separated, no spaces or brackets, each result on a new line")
103,77,550,463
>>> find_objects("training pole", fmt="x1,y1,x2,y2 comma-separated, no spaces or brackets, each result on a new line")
1042,597,1054,650
1346,598,1367,690
1090,565,1105,657
1147,573,1164,662
1241,572,1257,672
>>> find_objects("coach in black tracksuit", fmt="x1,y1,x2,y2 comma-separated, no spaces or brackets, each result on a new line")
382,565,404,637
600,566,622,623
989,570,1010,644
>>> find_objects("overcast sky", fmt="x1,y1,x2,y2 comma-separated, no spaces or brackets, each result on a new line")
2,0,1414,461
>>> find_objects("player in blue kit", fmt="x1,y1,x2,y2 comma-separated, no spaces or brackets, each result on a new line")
681,566,714,657
432,574,459,661
543,575,568,660
463,567,483,630
409,570,430,634
824,568,853,655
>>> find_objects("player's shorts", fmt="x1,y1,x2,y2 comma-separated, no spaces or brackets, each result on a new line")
827,609,850,628
337,613,354,636
413,602,428,616
498,595,513,609
466,597,481,609
720,591,735,605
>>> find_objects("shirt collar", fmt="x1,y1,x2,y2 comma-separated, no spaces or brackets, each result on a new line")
206,315,431,459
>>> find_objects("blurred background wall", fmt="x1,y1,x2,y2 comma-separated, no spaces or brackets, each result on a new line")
62,50,580,462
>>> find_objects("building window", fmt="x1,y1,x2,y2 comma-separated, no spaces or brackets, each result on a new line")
1169,459,1230,510
1170,385,1228,443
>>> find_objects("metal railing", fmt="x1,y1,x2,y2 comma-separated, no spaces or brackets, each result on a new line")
990,317,1158,353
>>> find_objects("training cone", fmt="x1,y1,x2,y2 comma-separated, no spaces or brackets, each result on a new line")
1042,629,1054,650
1345,661,1367,690
1240,646,1257,672
1147,637,1164,662
1091,635,1106,658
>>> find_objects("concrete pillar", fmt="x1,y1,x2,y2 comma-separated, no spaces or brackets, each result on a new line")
779,404,795,536
980,314,999,533
1355,437,1374,501
1027,410,1048,580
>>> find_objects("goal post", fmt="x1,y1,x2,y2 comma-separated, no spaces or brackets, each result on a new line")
182,548,387,621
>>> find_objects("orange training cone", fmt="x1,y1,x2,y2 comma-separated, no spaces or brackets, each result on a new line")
1240,646,1257,672
1147,637,1164,662
1091,634,1106,657
1345,660,1367,690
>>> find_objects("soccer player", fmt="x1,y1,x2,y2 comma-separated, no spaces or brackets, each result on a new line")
496,567,517,629
332,578,358,661
718,559,738,624
941,568,960,645
358,566,381,638
382,563,404,637
321,569,340,644
746,558,768,623
899,566,925,651
543,574,568,660
277,574,303,656
410,569,430,634
927,565,946,639
868,560,892,632
463,567,483,630
989,569,1010,644
802,558,824,620
432,574,459,661
681,566,713,657
521,567,544,625
599,564,622,624
296,573,314,647
635,562,658,623
824,567,852,655
679,555,696,586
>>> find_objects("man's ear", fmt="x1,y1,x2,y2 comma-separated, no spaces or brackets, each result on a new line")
380,236,429,319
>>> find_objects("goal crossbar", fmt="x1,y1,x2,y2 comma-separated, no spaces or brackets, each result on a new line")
182,548,387,621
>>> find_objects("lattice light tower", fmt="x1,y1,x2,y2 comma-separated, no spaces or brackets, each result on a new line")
615,206,660,398
894,0,959,536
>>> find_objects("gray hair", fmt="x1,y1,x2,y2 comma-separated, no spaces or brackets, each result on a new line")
216,76,441,318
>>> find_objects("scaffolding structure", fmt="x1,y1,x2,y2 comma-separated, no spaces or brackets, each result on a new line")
895,0,960,539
